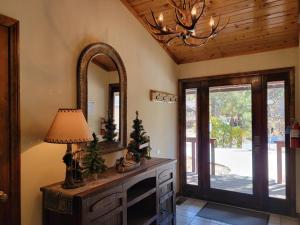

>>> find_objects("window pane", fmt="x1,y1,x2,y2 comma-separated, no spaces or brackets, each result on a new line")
209,84,253,194
114,92,120,138
185,89,198,185
267,81,286,199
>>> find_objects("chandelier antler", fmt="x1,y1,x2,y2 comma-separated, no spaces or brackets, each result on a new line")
145,10,179,36
168,0,202,14
171,0,205,31
145,0,229,48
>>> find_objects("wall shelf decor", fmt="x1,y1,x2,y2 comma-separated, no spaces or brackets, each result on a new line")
150,90,178,103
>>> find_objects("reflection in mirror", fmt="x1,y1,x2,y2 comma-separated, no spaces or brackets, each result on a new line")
87,54,120,143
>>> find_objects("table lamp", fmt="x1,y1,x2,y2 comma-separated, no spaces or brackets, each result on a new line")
44,109,93,189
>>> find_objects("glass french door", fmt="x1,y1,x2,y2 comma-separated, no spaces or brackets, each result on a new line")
209,83,253,195
179,69,296,216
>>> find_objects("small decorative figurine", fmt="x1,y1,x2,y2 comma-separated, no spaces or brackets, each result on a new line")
71,150,85,185
115,157,140,173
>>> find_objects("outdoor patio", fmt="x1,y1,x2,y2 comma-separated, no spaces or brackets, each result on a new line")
186,143,286,199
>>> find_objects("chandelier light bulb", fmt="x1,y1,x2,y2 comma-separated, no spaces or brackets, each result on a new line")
209,16,215,27
191,6,197,17
158,13,164,23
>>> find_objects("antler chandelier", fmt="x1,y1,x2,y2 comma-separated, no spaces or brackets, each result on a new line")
145,0,229,47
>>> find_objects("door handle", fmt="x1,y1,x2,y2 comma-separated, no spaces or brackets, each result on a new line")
0,191,8,203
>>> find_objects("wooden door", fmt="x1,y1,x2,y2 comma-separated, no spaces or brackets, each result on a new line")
200,76,263,208
0,14,20,225
179,68,296,216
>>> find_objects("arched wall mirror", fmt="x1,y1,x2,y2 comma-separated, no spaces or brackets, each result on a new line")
77,42,127,153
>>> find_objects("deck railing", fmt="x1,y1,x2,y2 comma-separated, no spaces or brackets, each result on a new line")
186,137,216,175
274,140,285,184
186,137,284,183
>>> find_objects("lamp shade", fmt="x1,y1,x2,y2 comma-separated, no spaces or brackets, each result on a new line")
44,109,93,144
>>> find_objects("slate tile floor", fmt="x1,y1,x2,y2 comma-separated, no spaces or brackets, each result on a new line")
176,198,299,225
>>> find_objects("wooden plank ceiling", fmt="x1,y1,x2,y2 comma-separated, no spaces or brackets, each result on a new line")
121,0,299,64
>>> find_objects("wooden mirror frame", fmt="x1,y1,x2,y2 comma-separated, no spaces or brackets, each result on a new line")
77,42,127,154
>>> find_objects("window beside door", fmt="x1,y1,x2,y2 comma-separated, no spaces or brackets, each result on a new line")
267,81,286,199
185,88,198,185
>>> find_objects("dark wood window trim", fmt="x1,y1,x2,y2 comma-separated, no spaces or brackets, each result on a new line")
108,83,120,119
178,67,296,216
0,14,20,225
108,83,120,141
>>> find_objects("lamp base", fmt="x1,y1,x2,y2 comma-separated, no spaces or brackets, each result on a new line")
61,144,79,189
61,166,79,189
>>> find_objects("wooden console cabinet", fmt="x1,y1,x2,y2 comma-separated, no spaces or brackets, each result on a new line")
40,158,176,225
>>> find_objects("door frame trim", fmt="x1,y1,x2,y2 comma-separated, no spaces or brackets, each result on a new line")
178,67,296,216
0,14,20,225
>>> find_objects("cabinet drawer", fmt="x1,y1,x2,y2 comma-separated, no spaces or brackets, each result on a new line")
90,208,123,225
159,193,174,223
158,168,174,185
83,185,123,222
159,182,173,197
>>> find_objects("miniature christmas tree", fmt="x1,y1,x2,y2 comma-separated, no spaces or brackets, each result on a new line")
103,111,117,142
83,133,107,177
127,111,151,162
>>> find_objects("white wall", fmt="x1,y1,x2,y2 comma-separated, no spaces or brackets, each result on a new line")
177,48,298,80
0,1,177,225
176,47,300,212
